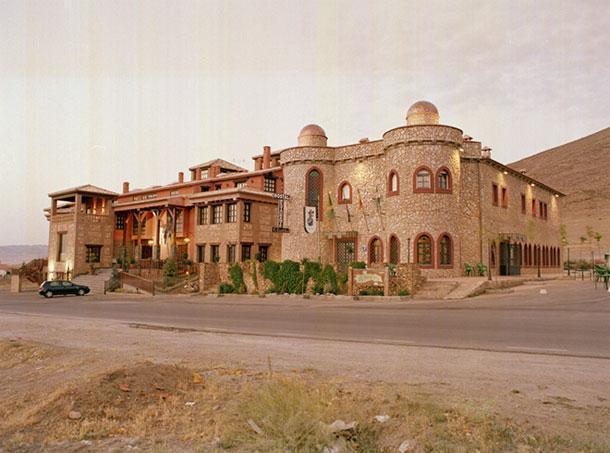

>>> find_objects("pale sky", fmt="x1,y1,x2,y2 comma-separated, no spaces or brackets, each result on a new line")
1,0,609,246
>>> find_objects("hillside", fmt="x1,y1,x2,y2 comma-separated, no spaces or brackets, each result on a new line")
0,245,48,266
510,127,610,252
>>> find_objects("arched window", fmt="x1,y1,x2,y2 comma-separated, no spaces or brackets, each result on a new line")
436,168,452,193
338,181,352,204
368,237,383,265
416,233,433,266
388,171,399,196
389,235,400,265
413,167,433,193
438,234,453,267
306,168,322,219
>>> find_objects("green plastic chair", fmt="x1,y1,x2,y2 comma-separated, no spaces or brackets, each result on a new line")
464,263,473,276
477,262,488,277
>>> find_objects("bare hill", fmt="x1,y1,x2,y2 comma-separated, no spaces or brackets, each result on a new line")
510,128,610,252
0,245,48,266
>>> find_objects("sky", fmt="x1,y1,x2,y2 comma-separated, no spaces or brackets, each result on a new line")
1,0,609,246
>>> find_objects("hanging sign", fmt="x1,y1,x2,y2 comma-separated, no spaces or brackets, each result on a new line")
304,206,317,234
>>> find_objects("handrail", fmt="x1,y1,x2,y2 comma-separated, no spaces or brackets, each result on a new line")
120,271,155,295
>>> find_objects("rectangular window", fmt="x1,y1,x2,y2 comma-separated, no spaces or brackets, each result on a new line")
236,180,247,188
201,169,209,179
227,244,236,264
258,245,269,262
133,218,146,235
85,245,101,263
210,244,220,262
197,244,205,263
492,183,499,206
243,202,251,223
532,199,537,217
264,177,276,193
170,190,179,196
57,232,67,262
226,203,237,223
176,210,184,234
201,186,210,192
241,244,251,261
501,187,508,208
212,205,223,224
115,214,125,230
198,206,208,225
521,194,526,214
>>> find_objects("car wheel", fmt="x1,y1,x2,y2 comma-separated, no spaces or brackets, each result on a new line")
45,291,53,298
78,289,85,296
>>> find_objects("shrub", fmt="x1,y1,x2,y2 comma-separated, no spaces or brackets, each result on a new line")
359,288,384,296
398,289,410,297
219,282,235,294
163,257,179,287
321,264,339,294
230,264,246,294
263,260,281,283
350,261,366,269
107,265,121,292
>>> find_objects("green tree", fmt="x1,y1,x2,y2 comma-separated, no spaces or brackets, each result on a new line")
163,257,178,287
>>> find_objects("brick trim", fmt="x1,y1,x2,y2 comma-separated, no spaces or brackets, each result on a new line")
437,232,454,269
387,170,399,196
337,180,352,204
435,167,452,194
414,232,434,268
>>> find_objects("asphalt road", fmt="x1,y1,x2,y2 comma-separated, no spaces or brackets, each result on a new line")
1,279,609,359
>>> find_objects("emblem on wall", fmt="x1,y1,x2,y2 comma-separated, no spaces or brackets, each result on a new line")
304,206,317,234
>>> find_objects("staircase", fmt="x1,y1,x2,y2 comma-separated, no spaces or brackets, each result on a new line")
414,280,459,299
72,268,113,295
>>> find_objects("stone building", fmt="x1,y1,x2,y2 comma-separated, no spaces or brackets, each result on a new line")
45,101,564,279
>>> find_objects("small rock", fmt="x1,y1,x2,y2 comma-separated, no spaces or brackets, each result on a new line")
193,372,203,384
185,401,195,406
327,419,357,433
68,410,82,420
119,383,130,392
399,439,418,453
212,405,221,411
540,289,547,295
247,418,264,435
374,414,390,423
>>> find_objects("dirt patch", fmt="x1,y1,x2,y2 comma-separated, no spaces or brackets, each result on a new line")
1,339,608,452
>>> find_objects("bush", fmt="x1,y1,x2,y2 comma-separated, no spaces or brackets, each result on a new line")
398,289,410,297
219,282,235,294
359,288,384,296
263,260,281,283
106,265,121,292
350,261,366,269
163,257,179,287
230,264,247,294
321,264,339,294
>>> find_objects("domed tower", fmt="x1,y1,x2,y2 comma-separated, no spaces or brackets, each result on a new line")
406,100,440,125
298,124,328,147
382,101,464,276
280,124,335,264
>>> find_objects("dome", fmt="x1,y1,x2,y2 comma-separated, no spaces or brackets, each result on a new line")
299,124,326,138
406,100,440,125
298,124,328,147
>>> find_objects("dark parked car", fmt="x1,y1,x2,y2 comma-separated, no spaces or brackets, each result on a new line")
39,280,90,298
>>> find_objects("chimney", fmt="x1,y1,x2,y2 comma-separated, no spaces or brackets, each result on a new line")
122,181,130,193
263,146,271,169
255,158,262,171
178,171,184,183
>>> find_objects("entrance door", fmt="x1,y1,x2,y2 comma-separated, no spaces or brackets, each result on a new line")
335,239,356,273
499,242,521,276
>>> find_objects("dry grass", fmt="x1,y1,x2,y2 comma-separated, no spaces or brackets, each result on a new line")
0,339,608,452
